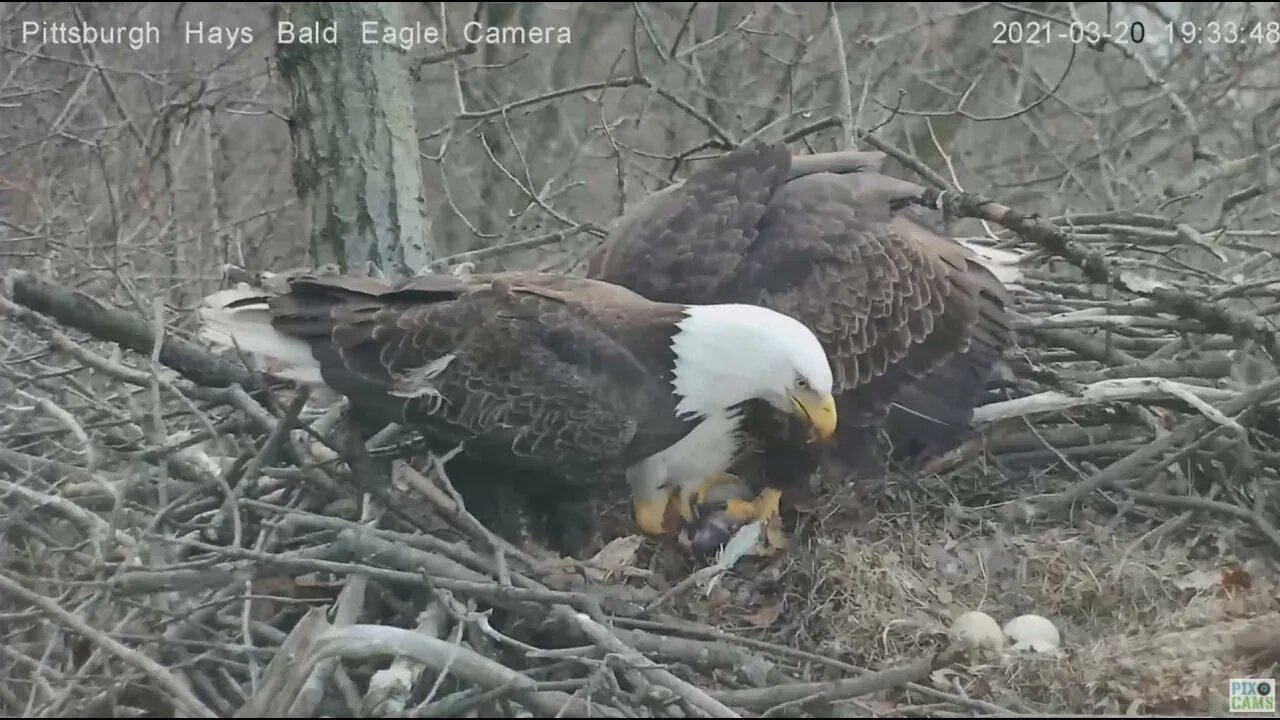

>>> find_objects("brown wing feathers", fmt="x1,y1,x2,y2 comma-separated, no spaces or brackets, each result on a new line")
712,166,999,429
589,143,792,304
224,273,689,477
588,142,1017,451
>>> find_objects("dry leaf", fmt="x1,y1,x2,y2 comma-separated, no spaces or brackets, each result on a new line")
748,602,783,628
1118,271,1172,293
741,657,775,687
1174,569,1220,591
1219,564,1253,594
248,576,303,622
584,534,642,582
863,700,899,715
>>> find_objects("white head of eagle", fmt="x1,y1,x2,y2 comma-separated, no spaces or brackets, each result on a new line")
669,303,837,440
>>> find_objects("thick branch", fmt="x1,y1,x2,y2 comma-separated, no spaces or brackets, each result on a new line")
3,270,254,389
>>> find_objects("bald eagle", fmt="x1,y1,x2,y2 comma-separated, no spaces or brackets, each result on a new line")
586,142,1021,531
196,269,836,547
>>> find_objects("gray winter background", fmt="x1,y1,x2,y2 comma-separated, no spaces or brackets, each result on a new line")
2,2,1280,717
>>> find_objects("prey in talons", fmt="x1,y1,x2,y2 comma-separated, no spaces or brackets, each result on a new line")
679,473,791,558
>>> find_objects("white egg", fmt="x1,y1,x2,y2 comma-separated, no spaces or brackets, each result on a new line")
1003,614,1061,652
950,610,1006,654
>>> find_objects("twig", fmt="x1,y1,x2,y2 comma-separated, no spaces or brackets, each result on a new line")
430,226,593,269
1038,375,1280,508
310,624,616,717
826,3,856,151
456,76,647,120
972,377,1239,425
138,532,648,618
239,497,531,589
396,459,543,574
0,475,136,550
367,602,451,715
918,190,1280,366
610,618,1019,716
555,607,742,718
233,607,332,717
0,570,217,718
291,572,369,717
1120,488,1280,556
710,651,951,711
13,388,97,474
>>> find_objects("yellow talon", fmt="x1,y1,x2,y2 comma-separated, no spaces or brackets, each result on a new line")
717,487,790,556
756,487,783,525
722,497,757,522
723,487,784,525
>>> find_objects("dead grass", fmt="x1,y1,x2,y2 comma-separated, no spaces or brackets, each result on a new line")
560,442,1280,716
727,468,1280,715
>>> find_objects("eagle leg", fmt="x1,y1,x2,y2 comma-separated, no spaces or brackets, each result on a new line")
634,491,683,537
722,486,782,524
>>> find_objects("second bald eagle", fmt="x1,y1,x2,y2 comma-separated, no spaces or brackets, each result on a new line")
587,142,1021,531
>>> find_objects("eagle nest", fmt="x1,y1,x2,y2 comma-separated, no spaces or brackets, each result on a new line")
3,225,1280,715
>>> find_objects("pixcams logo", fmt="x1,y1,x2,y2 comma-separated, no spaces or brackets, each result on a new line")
1229,679,1276,714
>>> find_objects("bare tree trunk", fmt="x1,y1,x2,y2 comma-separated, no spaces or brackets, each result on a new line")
273,2,433,278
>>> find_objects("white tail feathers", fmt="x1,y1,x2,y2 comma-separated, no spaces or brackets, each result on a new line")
198,286,325,385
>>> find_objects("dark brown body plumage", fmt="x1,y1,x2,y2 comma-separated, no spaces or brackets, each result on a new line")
244,271,701,485
587,142,1018,484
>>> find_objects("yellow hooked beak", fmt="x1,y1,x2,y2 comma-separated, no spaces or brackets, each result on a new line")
791,388,838,442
